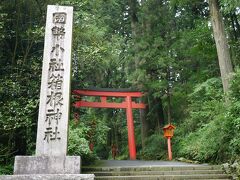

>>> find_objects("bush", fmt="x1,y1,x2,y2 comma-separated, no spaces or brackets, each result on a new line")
174,78,232,163
0,164,13,175
176,113,231,162
68,122,97,165
140,133,167,160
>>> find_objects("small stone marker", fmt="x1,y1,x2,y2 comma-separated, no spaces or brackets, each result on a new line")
0,5,94,180
36,4,73,157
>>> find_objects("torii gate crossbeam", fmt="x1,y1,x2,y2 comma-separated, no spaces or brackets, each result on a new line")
72,89,146,160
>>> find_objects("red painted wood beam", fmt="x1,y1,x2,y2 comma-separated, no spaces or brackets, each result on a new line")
73,101,146,109
73,90,144,97
126,96,136,160
167,137,172,160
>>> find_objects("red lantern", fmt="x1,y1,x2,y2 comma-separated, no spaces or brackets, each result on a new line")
163,124,176,161
163,124,176,138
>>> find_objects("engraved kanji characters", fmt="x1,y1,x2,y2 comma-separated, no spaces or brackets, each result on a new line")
48,73,63,90
44,126,61,143
44,127,52,142
53,12,66,24
52,26,65,36
46,108,62,125
51,44,65,56
47,91,63,108
49,58,64,72
43,12,67,143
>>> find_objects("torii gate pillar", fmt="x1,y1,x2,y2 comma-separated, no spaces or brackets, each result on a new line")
126,96,136,160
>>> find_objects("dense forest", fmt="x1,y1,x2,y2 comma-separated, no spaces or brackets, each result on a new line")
0,0,240,175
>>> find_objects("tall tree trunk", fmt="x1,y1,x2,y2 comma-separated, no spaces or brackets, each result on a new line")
158,98,165,126
12,0,20,65
128,0,138,38
128,0,139,69
129,0,150,148
167,67,171,124
140,109,147,149
167,90,171,124
209,0,233,96
154,97,165,133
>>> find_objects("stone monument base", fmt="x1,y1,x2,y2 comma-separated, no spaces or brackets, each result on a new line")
0,174,94,180
14,156,81,174
0,156,95,180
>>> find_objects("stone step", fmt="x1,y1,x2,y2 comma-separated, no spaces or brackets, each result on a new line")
82,165,222,172
0,174,95,180
88,170,225,176
82,161,231,180
94,174,231,180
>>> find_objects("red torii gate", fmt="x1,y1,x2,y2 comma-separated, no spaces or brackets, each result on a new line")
72,89,146,160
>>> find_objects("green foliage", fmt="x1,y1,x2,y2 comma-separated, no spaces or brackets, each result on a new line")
174,73,240,163
0,164,13,175
0,62,41,166
176,113,230,162
173,78,226,162
140,134,167,160
182,78,224,132
220,0,240,13
227,69,240,157
68,109,111,162
80,110,110,145
68,122,97,165
190,78,223,101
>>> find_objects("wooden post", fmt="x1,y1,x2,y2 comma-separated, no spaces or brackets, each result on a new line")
167,137,172,160
126,96,137,160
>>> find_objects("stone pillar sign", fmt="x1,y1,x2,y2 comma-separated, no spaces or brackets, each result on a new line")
0,5,94,180
36,5,72,157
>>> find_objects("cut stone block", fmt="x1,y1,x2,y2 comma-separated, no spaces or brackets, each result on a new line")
14,156,81,174
0,174,94,180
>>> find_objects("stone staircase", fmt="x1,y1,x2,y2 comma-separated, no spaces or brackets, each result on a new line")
83,165,232,180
